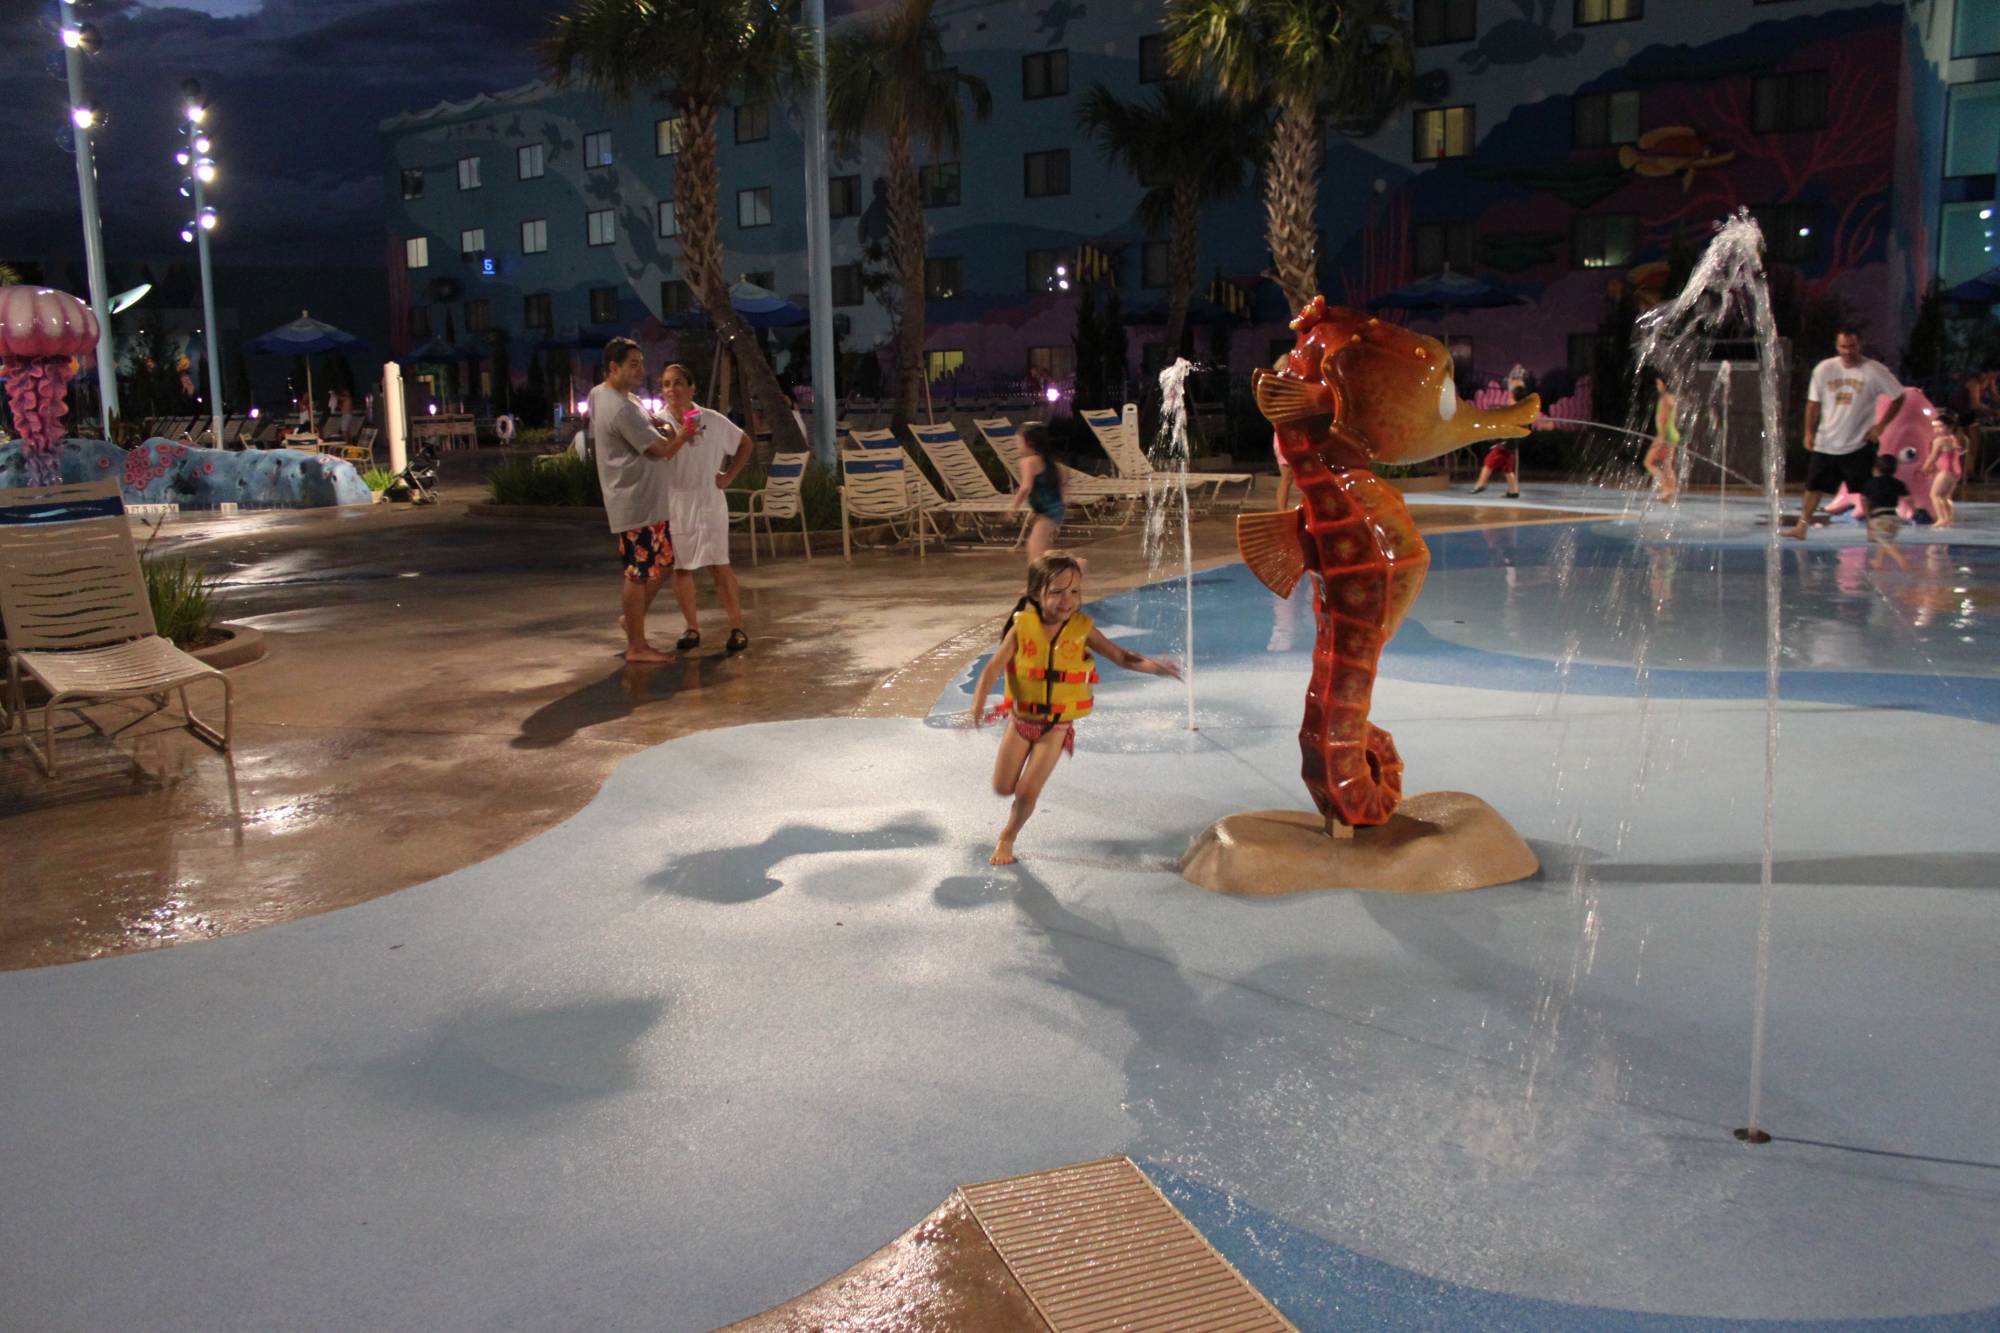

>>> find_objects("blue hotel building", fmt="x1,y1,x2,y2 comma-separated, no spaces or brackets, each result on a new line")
380,0,1991,418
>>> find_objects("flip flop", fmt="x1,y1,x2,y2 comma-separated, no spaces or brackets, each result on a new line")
726,628,749,654
676,629,701,651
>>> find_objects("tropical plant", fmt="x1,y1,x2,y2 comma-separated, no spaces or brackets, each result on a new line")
488,452,603,506
827,0,991,434
1078,81,1264,361
1164,0,1413,313
141,555,220,649
540,0,814,454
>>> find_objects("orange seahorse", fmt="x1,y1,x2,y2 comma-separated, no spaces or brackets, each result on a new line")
1241,297,1539,833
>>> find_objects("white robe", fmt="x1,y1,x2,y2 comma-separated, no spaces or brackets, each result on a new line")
662,406,747,569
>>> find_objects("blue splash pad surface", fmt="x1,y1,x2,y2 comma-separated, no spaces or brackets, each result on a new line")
2,520,1998,1330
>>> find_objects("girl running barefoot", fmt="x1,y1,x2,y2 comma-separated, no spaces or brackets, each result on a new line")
970,552,1181,865
1645,373,1682,502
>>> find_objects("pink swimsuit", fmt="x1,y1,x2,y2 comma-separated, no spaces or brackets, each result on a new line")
1932,440,1965,478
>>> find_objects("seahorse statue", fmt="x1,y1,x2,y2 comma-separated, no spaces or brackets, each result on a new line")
1241,297,1539,833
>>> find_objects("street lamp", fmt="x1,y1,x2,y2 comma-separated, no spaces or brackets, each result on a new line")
56,0,120,431
177,79,225,447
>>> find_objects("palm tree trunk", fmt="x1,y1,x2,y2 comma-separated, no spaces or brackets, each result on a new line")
886,127,927,433
1166,183,1200,363
677,99,807,454
1266,93,1323,316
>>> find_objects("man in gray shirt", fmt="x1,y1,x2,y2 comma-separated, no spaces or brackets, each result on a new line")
590,337,687,663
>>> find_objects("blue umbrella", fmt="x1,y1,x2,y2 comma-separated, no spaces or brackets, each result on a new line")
1369,266,1526,312
662,279,810,330
1942,267,2000,305
244,310,368,432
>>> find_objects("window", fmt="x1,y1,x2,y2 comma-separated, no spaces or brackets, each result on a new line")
1939,202,1999,287
1752,202,1823,263
736,103,769,143
1414,106,1474,160
1414,0,1476,46
401,169,424,200
459,227,485,259
1945,82,2000,179
587,208,615,247
584,130,612,168
1575,0,1640,24
408,306,431,338
1026,247,1074,291
1752,71,1828,133
656,201,679,238
1028,345,1076,380
1573,90,1641,148
405,236,429,269
1024,149,1071,198
465,299,491,333
1138,34,1169,83
829,174,862,219
832,263,864,307
660,279,694,315
589,287,618,323
1572,213,1637,268
919,162,961,208
1413,221,1475,274
524,293,552,332
1141,239,1170,288
926,349,965,380
925,256,962,300
655,116,684,156
737,187,773,228
518,143,544,179
521,218,548,254
1023,50,1069,100
1956,0,2000,57
457,155,481,191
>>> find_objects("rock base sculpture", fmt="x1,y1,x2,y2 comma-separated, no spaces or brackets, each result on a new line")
1180,791,1538,895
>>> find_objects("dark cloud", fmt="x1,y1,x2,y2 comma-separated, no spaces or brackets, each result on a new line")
0,0,553,267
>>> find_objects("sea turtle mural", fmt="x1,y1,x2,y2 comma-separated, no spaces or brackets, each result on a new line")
1618,126,1738,192
1460,0,1584,76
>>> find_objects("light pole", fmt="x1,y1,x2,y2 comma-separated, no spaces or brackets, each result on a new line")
176,80,224,446
800,0,836,464
58,1,120,433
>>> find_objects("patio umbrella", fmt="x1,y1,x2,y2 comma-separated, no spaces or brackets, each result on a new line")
1368,266,1527,313
1942,266,2000,305
661,280,810,330
244,310,367,432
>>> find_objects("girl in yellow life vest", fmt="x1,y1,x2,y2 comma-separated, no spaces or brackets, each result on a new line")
970,551,1181,865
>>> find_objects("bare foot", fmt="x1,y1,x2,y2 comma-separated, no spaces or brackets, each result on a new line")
988,841,1017,866
1781,523,1807,540
624,643,672,664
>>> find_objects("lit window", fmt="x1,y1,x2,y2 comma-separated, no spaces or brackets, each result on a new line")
658,201,679,238
518,143,544,179
1414,106,1474,161
737,187,773,229
584,130,612,169
457,155,481,191
1575,0,1641,24
1027,345,1076,380
925,349,965,380
405,236,429,269
521,218,548,254
1945,82,2000,177
655,116,684,156
459,227,485,259
587,208,615,247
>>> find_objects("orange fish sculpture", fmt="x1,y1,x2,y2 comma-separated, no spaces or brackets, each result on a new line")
1244,298,1539,833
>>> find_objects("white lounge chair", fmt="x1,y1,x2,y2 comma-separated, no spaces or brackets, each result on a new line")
1080,405,1256,513
838,447,932,561
733,451,812,564
972,415,1144,524
908,422,1027,545
0,479,232,775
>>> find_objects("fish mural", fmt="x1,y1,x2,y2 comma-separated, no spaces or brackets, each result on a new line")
1618,125,1737,192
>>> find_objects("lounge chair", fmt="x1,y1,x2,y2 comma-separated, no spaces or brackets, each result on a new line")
908,422,1026,545
1080,405,1256,513
972,415,1144,524
839,447,933,561
0,479,232,775
733,451,812,564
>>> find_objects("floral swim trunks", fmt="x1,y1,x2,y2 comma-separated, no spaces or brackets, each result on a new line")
617,521,672,582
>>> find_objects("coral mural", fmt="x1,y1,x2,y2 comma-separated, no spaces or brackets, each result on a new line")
0,438,373,509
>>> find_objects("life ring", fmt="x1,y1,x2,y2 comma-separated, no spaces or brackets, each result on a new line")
495,414,517,442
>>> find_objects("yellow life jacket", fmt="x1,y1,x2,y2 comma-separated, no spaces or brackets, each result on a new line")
1004,605,1097,723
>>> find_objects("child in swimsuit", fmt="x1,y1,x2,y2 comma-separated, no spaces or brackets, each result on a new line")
970,551,1181,865
1860,453,1912,572
1008,422,1069,563
1925,410,1968,530
1645,374,1682,502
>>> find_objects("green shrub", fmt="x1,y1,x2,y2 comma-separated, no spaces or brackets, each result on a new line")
360,468,396,492
143,556,220,649
513,426,553,450
487,453,603,506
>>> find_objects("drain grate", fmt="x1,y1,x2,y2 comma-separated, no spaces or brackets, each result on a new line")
958,1157,1294,1332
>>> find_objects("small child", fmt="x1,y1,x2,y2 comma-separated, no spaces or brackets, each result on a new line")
971,551,1181,865
1860,452,1911,572
1470,441,1520,498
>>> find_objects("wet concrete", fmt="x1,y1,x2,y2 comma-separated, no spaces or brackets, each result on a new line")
0,475,1587,971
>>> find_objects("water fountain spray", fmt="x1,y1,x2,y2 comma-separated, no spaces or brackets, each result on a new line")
1152,359,1199,730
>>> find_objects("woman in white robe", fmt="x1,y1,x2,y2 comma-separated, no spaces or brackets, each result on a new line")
659,363,751,652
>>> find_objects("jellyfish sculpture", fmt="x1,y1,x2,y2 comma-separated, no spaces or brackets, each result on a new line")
0,286,100,487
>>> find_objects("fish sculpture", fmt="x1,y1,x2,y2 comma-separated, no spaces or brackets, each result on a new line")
1618,126,1736,193
1244,297,1539,833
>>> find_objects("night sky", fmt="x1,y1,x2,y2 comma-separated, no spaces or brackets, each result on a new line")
1,0,556,270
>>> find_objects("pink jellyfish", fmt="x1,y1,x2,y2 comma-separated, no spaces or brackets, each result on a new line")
1,286,101,487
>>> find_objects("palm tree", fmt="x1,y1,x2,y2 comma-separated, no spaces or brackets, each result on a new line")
1078,81,1263,363
827,0,990,433
540,0,813,453
1164,0,1412,313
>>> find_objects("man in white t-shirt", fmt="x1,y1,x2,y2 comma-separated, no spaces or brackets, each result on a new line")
1786,330,1905,540
589,338,687,663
